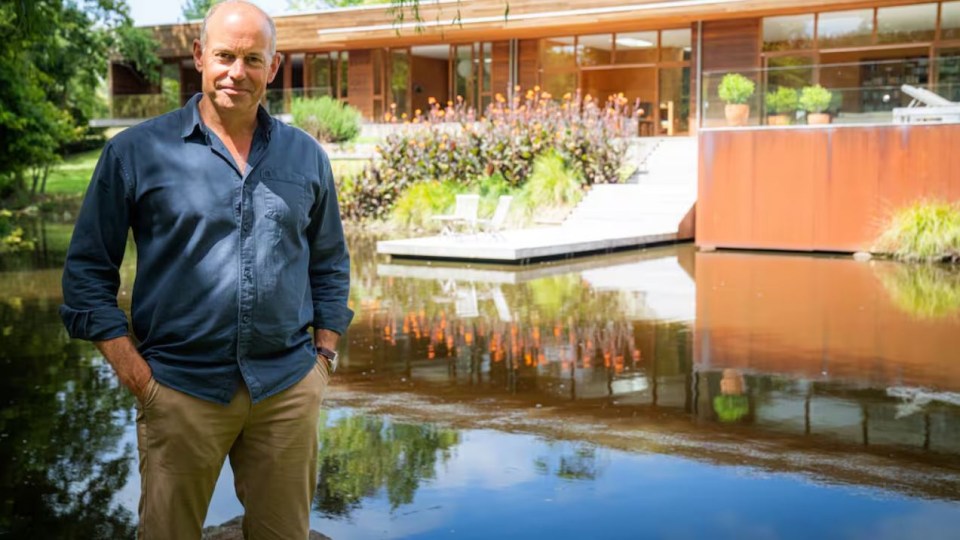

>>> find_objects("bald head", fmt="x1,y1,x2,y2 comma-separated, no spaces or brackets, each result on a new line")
200,1,277,56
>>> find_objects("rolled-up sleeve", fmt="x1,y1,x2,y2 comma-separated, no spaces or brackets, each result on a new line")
306,151,354,335
59,143,132,341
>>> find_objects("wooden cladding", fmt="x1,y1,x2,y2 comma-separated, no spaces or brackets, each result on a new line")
347,49,374,119
700,18,762,73
112,63,158,95
696,124,960,252
517,39,539,91
695,250,960,392
492,41,511,96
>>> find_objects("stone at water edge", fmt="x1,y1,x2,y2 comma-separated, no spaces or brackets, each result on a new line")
853,251,873,262
201,516,331,540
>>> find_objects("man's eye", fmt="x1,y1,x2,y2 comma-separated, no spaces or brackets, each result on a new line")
247,58,264,67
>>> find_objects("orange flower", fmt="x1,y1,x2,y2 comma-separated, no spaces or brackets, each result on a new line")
428,96,437,105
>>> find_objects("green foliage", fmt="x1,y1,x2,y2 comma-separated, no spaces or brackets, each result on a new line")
314,412,460,516
717,73,756,105
44,149,103,195
347,87,634,221
874,201,960,263
799,85,833,114
515,150,583,219
291,96,362,143
713,395,750,422
877,264,960,319
0,0,159,206
390,180,464,229
764,86,799,114
182,0,217,20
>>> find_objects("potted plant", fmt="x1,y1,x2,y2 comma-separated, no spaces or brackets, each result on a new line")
799,85,833,125
718,73,755,127
764,86,798,126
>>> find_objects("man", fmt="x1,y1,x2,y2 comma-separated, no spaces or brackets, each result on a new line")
59,1,352,538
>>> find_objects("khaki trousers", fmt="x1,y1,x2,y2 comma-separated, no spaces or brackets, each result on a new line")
136,358,330,540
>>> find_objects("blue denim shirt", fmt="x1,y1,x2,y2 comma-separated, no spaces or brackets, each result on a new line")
60,94,354,404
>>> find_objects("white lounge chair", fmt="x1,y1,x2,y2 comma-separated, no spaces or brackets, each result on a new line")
476,195,513,238
893,84,960,124
431,194,480,235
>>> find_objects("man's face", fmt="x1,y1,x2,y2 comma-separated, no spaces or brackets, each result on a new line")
193,5,280,116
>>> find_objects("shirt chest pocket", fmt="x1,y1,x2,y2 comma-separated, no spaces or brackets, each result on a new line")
256,170,310,239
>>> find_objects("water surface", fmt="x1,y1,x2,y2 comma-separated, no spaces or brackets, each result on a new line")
2,227,959,539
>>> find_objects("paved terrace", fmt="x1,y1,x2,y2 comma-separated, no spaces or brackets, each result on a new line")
377,137,697,264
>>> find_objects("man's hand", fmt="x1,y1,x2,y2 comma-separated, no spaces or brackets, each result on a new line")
314,329,340,351
95,336,153,402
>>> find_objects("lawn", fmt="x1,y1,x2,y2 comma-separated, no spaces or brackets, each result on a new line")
44,149,101,195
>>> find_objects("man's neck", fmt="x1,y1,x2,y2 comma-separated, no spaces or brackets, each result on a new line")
198,96,258,141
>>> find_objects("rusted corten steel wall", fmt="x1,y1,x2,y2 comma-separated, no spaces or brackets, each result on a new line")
696,124,960,253
694,251,960,392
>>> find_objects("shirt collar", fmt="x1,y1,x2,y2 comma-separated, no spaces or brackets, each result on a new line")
179,93,275,142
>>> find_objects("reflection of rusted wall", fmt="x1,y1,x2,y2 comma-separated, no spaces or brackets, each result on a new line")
694,251,960,391
697,124,960,252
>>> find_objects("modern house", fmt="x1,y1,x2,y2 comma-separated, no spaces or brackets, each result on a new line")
111,0,960,252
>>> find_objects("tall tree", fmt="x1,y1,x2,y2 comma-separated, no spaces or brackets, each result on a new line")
0,0,158,205
182,0,217,20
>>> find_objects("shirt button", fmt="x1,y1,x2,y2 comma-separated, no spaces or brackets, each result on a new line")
242,315,250,323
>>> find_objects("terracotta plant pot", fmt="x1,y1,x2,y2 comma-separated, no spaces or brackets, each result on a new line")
807,113,831,125
767,114,791,126
724,104,750,127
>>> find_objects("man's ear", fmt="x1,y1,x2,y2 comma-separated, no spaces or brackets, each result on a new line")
267,52,282,84
193,39,203,72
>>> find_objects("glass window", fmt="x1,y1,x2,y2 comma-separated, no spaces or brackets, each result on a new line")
541,71,577,100
817,9,874,48
338,51,349,99
658,66,690,135
766,55,814,91
763,14,815,51
877,3,936,44
309,54,333,97
481,43,492,94
373,49,382,95
660,29,692,62
937,48,960,102
578,34,613,66
454,44,473,105
943,1,960,41
541,37,577,71
390,49,409,117
615,31,658,64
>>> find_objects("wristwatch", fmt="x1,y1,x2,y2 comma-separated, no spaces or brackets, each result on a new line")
317,346,339,373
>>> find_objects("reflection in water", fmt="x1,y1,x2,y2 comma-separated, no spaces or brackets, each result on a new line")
875,263,960,320
3,226,960,537
0,299,136,538
314,411,459,517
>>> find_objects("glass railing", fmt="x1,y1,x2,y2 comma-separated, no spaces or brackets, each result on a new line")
105,87,340,120
701,57,960,129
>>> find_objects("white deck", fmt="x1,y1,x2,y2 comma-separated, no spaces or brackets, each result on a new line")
376,223,680,262
377,137,698,263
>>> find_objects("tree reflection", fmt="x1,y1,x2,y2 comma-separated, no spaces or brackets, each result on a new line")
533,443,606,481
0,299,136,539
313,412,460,517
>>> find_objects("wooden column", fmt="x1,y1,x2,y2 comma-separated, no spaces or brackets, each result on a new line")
283,52,293,113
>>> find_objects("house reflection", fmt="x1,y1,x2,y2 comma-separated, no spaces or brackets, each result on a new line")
351,248,960,458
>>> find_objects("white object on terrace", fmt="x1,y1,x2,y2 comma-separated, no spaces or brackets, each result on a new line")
893,84,960,124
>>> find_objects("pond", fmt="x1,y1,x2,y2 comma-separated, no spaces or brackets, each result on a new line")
2,226,960,539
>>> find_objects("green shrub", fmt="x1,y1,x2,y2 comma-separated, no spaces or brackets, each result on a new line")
346,87,634,221
390,180,464,229
292,96,361,143
515,150,583,219
718,73,755,105
874,201,960,263
764,87,798,114
798,85,833,114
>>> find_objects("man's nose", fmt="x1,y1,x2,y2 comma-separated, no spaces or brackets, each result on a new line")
228,59,246,81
